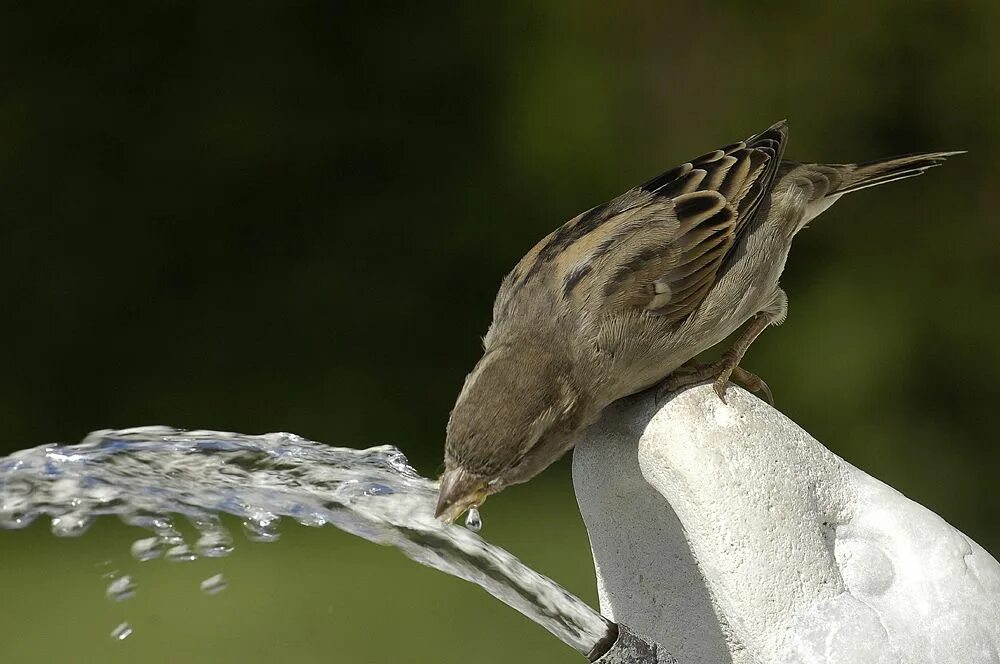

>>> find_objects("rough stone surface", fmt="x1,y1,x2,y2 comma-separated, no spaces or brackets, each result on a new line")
573,385,1000,664
573,393,734,664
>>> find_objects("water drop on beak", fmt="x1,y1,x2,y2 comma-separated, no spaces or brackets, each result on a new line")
464,506,482,532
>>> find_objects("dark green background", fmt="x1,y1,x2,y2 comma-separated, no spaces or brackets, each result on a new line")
1,2,997,662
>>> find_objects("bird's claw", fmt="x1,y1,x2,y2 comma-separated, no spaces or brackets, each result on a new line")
660,360,772,406
712,360,735,403
713,378,730,404
731,366,773,405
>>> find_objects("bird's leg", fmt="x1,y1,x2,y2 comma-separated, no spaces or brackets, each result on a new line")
659,360,716,394
668,358,711,377
659,353,772,403
710,313,774,404
659,290,786,405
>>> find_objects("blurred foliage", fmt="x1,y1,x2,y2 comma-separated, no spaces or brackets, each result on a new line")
1,1,998,662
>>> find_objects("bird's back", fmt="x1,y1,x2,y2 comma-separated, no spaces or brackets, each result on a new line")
485,123,960,403
487,123,790,395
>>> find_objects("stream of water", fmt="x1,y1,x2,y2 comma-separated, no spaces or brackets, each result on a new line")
0,427,613,658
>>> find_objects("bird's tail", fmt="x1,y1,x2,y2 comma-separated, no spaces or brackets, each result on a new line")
785,150,963,231
827,151,965,196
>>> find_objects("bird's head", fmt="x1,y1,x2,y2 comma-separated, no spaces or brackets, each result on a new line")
435,338,582,523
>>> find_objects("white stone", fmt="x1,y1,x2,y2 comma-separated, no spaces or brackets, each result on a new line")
573,385,1000,664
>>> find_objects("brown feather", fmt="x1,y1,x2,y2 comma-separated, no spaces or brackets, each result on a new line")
441,121,960,519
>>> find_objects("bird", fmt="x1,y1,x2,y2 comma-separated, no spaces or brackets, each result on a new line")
435,120,961,524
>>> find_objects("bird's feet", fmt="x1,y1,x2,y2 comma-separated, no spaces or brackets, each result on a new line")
658,355,773,405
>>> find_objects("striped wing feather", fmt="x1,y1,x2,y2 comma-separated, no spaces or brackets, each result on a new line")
565,121,788,324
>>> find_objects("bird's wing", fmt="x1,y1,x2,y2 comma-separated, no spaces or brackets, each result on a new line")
554,121,788,324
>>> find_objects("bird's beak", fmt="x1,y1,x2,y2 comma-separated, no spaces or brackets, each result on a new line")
435,468,489,524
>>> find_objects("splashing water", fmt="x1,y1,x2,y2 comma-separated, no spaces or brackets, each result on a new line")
0,427,613,658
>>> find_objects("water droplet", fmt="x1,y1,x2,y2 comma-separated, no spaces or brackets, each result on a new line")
157,532,184,547
121,513,184,546
120,513,164,529
242,511,280,542
51,511,94,537
200,573,227,595
0,512,34,529
465,507,482,532
110,622,133,641
105,575,136,602
293,512,327,528
130,537,165,562
152,521,184,546
165,544,198,562
195,529,234,558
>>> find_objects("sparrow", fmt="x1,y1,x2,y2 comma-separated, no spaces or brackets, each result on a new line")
435,120,960,523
